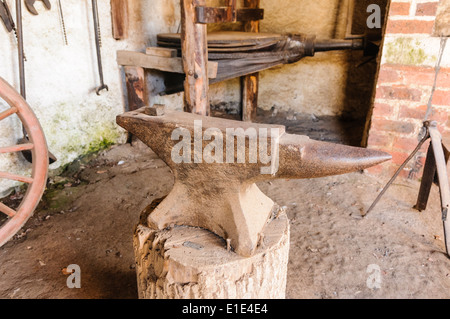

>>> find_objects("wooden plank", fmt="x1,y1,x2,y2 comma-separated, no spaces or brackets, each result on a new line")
196,7,234,24
124,66,147,111
145,47,178,58
241,0,260,122
181,0,210,115
110,0,128,40
195,7,263,24
116,50,218,79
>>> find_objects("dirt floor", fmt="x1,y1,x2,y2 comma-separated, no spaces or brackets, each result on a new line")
0,112,449,299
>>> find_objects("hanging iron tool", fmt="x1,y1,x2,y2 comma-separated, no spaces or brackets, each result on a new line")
15,0,56,164
0,0,13,32
24,0,51,15
57,0,67,45
91,0,108,95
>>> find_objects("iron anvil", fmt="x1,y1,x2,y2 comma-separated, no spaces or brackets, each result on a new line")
117,107,390,257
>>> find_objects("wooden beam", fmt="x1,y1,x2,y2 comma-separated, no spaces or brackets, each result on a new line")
145,47,178,58
110,0,128,40
116,50,218,79
241,0,260,122
195,7,263,24
181,0,210,116
237,8,264,22
124,66,147,111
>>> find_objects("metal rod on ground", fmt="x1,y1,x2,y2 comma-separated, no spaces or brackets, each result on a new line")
364,122,431,216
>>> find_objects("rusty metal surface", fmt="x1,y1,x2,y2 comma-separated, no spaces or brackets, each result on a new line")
117,107,390,257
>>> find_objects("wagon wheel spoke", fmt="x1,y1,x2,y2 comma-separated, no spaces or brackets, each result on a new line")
0,107,17,121
0,143,34,154
0,202,16,217
0,171,33,184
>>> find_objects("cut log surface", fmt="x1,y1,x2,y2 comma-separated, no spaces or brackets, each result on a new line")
134,200,290,299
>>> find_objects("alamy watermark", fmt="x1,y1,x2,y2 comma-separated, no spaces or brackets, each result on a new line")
170,120,280,175
66,264,81,289
367,4,382,29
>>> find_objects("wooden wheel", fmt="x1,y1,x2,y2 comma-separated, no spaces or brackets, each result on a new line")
0,77,49,247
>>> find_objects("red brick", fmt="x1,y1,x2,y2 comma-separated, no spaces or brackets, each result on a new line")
372,119,416,134
427,107,449,123
399,66,435,86
398,104,428,120
432,90,450,106
379,64,436,86
416,2,438,16
378,85,422,101
386,19,435,34
389,2,411,15
393,136,427,152
378,67,402,84
391,151,410,165
372,102,394,118
436,68,450,88
367,130,394,147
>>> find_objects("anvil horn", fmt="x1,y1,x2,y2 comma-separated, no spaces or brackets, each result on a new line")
117,107,391,257
275,133,392,180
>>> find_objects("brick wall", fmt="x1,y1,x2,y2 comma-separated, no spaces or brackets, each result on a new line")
366,0,450,179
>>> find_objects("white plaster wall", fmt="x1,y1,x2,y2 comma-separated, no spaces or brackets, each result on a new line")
0,0,181,195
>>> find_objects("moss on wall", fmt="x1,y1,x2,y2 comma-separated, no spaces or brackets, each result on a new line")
384,38,429,66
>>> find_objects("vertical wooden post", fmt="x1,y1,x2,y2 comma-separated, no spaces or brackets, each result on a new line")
180,0,210,116
110,0,129,40
241,0,260,122
124,66,148,111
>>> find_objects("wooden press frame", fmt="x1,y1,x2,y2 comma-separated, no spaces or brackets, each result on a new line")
118,0,263,121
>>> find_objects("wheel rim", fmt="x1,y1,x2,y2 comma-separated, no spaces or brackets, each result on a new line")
0,77,49,247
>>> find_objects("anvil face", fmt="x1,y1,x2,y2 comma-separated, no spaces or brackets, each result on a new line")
117,107,391,257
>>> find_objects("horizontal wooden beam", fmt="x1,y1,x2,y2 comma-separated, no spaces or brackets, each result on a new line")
116,50,218,79
145,47,178,58
195,7,264,24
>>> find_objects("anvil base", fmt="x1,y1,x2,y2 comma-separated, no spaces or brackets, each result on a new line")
134,198,290,299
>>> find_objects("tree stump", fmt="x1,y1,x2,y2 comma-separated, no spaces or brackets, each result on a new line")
133,198,290,299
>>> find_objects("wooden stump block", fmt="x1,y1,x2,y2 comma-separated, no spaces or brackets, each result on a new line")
133,199,290,299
